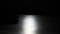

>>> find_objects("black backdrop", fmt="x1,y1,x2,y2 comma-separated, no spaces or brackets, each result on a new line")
7,0,50,24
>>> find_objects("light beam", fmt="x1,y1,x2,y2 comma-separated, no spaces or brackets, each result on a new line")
21,15,37,34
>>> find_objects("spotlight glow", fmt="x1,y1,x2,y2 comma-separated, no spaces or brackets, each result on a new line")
21,15,37,34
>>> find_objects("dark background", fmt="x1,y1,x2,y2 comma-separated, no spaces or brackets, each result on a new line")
2,0,57,34
7,0,51,24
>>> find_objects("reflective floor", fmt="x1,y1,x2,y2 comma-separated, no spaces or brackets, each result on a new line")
0,24,57,34
1,15,58,34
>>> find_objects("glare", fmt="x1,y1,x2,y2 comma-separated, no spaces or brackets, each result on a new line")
21,15,37,34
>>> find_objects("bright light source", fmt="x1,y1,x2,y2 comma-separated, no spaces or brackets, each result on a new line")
21,15,37,34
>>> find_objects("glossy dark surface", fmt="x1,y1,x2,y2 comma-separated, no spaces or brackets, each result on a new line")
1,16,59,34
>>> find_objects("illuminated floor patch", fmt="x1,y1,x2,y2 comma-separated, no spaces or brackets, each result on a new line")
21,15,37,34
